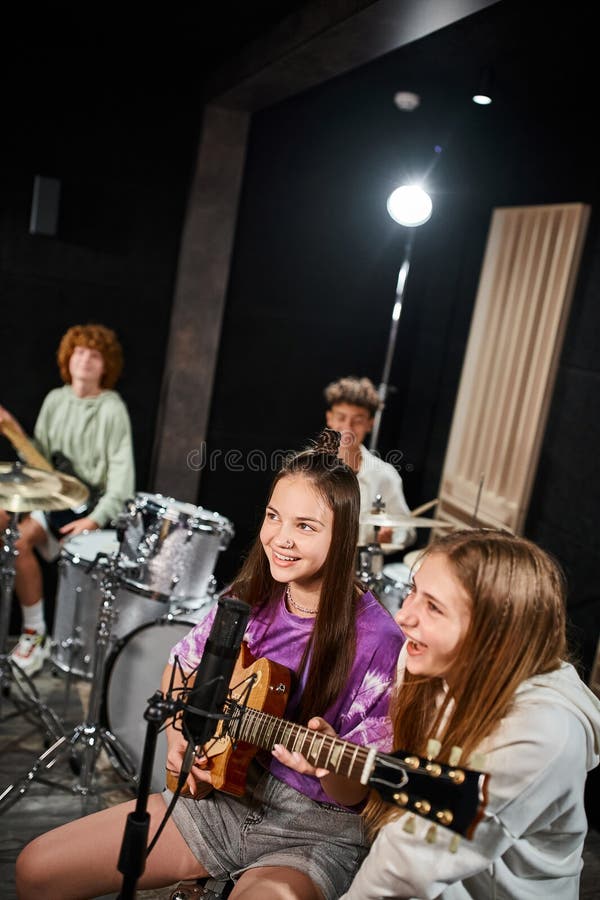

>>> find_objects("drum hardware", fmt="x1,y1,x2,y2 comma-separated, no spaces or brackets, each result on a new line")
357,539,412,614
0,461,88,750
356,541,385,592
50,529,172,694
0,508,64,747
0,515,141,814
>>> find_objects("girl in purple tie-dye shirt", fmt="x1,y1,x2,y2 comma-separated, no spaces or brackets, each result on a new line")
16,430,404,900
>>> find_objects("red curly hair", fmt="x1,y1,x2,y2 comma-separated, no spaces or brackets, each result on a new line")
57,324,124,389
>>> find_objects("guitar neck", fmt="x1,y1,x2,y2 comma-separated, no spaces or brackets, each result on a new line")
234,705,376,783
0,422,53,472
230,703,487,838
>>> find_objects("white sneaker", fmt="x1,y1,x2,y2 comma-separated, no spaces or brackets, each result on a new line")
10,629,50,677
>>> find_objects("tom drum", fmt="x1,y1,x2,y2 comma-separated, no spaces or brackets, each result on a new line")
51,530,170,679
121,492,234,608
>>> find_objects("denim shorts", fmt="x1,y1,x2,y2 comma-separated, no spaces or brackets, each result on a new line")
163,763,369,900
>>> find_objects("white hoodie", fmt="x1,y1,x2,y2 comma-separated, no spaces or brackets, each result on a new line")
341,655,600,899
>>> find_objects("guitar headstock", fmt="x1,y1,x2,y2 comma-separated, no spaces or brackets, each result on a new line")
370,743,488,840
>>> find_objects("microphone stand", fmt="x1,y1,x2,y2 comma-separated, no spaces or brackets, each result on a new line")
115,678,237,899
116,595,250,898
117,689,175,900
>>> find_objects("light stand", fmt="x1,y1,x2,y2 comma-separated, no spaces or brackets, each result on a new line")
369,184,432,454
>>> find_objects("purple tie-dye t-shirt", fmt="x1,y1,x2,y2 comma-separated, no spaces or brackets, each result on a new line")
169,590,404,804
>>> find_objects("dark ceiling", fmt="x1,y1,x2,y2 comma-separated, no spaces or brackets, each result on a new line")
4,1,308,95
3,1,594,114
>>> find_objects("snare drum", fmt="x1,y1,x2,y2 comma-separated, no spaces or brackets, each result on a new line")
51,530,170,679
102,611,211,791
377,561,412,614
121,492,234,608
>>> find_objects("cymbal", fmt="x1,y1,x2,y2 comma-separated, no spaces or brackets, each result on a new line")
360,513,454,529
0,462,89,512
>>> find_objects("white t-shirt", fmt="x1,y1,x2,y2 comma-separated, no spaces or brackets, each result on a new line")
357,445,415,548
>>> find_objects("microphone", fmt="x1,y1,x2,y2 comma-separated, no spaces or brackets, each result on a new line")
182,596,250,748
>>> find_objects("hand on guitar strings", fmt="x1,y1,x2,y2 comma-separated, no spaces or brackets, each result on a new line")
271,716,336,779
165,721,213,798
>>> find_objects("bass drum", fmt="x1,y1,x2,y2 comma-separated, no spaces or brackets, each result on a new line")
102,612,209,792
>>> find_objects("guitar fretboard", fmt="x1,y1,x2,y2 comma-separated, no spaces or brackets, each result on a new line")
233,705,377,784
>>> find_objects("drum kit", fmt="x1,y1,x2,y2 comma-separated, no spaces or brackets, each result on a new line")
356,507,453,613
0,461,234,810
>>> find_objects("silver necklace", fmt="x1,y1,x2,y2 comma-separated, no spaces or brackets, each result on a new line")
285,584,318,616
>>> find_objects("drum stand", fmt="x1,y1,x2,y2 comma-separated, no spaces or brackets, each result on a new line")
0,543,139,813
0,512,63,743
356,520,386,594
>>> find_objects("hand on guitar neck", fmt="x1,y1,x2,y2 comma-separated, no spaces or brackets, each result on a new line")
163,644,488,841
271,717,370,807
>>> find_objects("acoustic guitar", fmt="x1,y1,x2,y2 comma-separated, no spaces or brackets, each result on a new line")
166,643,488,840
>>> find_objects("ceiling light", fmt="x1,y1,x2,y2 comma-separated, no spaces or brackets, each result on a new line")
472,67,493,105
393,91,420,111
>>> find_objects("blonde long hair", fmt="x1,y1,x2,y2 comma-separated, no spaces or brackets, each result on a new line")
365,529,568,837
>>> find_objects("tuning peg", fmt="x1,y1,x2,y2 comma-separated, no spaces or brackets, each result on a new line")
426,824,437,844
393,791,409,807
402,814,416,834
447,768,466,785
403,755,420,769
414,799,432,816
467,751,487,770
426,738,441,759
449,835,461,854
435,809,454,826
448,746,463,766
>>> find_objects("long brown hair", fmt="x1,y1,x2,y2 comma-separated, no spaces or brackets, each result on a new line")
365,528,568,837
229,430,360,723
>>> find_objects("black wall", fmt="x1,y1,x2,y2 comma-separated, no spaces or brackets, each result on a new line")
2,2,598,675
1,62,201,486
1,53,200,628
199,1,600,676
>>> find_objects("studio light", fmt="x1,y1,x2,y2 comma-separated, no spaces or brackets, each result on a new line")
472,66,493,105
370,183,433,452
386,184,432,227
